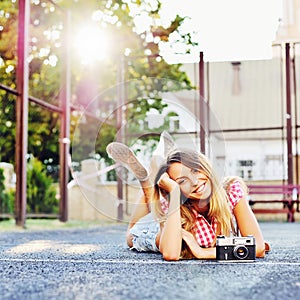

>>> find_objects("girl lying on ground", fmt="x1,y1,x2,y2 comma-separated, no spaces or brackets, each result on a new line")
106,136,270,261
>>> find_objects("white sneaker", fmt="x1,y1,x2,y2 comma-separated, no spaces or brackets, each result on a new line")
106,142,149,181
161,131,176,158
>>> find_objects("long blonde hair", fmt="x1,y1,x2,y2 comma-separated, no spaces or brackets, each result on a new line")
152,149,235,258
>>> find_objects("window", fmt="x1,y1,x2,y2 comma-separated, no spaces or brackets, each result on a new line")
238,160,254,180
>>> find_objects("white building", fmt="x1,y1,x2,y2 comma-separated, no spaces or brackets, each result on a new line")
157,0,300,182
157,49,299,183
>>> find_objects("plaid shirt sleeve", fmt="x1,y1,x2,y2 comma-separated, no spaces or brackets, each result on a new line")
159,197,169,214
227,180,244,211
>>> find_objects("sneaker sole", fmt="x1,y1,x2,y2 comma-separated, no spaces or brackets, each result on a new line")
106,142,148,181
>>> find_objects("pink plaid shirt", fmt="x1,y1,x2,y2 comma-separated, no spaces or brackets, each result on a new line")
159,180,244,248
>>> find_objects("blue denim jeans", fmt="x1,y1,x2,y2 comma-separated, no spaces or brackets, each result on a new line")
129,213,160,252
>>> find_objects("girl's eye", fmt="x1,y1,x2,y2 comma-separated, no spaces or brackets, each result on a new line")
191,169,198,174
177,178,187,185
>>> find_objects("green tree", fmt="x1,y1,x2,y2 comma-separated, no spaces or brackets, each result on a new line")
0,168,14,215
26,156,58,214
0,0,62,175
0,0,198,172
66,0,197,161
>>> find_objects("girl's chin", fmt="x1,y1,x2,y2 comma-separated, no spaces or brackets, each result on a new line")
189,191,210,199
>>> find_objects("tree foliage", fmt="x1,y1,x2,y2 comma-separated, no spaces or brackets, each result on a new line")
26,156,58,214
0,168,15,215
0,0,198,176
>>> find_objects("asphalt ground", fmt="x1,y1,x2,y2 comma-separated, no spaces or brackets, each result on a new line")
0,222,299,300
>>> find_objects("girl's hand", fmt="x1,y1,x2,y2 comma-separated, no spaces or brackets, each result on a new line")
182,229,216,259
182,229,201,256
157,172,178,193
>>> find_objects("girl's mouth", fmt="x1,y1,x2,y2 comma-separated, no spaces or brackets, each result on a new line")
193,182,206,194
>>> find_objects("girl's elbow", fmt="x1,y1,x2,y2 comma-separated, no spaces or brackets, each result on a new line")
162,252,180,261
160,246,180,261
256,244,266,258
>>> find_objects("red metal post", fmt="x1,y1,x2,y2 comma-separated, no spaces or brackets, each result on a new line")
59,11,71,222
285,43,294,186
116,56,125,222
15,0,30,227
199,52,206,154
291,43,299,185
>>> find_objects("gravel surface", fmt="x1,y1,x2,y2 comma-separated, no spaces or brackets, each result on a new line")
0,222,299,300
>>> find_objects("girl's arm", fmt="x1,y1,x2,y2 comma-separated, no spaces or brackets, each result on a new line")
233,197,266,257
158,174,182,261
181,229,216,259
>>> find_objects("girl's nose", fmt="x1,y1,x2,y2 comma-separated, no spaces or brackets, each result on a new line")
190,174,198,186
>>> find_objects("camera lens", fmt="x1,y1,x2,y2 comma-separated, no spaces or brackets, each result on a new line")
233,245,249,259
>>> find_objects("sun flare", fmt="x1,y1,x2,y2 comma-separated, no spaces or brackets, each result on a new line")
74,25,109,65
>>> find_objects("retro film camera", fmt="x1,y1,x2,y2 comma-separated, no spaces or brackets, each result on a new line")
216,235,256,262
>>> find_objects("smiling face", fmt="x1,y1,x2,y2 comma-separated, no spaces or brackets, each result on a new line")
168,162,212,201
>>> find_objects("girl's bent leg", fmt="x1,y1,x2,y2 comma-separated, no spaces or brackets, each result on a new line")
127,213,160,252
127,193,150,232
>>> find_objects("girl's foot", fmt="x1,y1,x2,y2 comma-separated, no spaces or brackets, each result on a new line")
106,142,149,181
161,131,176,157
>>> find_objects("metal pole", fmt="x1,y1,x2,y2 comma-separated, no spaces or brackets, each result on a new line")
15,0,30,227
59,10,71,222
285,43,294,186
199,52,206,154
116,55,125,222
291,43,299,184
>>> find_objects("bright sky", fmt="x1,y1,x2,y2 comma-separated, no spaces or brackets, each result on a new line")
159,0,283,62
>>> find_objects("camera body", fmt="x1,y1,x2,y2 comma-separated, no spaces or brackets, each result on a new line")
216,235,256,262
